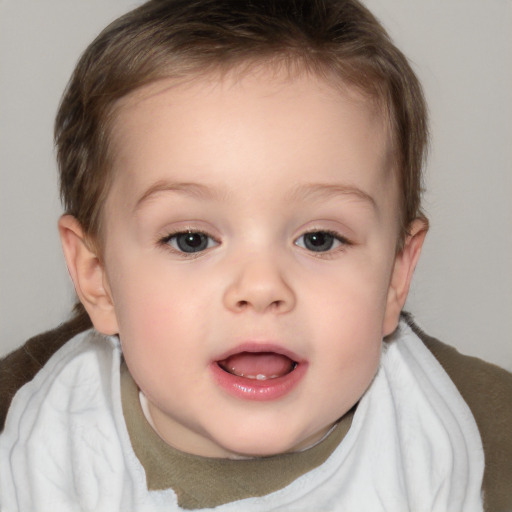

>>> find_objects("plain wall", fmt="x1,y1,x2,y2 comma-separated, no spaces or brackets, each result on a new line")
1,0,511,370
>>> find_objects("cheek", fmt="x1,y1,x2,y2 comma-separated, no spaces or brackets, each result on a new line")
303,258,390,377
108,263,191,350
112,278,202,397
305,256,391,327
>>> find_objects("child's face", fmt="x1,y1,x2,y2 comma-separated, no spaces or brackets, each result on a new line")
94,68,418,458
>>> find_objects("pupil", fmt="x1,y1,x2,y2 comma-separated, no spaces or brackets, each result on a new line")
177,232,207,252
304,232,334,252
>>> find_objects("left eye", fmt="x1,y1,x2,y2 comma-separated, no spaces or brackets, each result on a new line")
295,231,345,252
163,231,218,253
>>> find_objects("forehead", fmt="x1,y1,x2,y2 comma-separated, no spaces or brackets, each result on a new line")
113,66,390,145
107,67,397,215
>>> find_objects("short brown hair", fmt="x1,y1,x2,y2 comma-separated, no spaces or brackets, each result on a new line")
55,0,428,245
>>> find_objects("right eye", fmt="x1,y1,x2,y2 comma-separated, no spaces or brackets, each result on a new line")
161,231,218,254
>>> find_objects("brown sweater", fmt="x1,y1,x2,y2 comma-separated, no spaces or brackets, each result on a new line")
1,311,511,511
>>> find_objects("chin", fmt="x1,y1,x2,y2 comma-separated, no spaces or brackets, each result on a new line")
225,442,294,459
216,427,318,459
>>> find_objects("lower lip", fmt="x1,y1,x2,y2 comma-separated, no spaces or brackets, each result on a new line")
210,361,307,401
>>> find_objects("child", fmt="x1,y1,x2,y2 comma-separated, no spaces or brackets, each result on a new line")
1,0,511,510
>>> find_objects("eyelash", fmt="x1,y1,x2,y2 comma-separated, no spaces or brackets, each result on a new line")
158,228,352,257
294,229,352,257
158,229,220,257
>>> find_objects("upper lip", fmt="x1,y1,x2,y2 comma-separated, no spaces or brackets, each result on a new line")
213,342,305,364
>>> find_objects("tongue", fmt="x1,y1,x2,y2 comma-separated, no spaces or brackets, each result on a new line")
219,352,295,379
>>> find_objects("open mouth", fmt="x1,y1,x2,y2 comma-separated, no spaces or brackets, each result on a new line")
217,352,298,381
212,347,306,401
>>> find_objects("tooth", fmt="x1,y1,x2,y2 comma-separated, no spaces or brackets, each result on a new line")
256,374,267,380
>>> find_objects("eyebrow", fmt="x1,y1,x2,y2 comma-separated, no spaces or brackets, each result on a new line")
134,179,377,212
134,180,226,211
287,183,378,211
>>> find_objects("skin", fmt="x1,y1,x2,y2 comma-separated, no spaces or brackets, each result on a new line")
59,67,426,459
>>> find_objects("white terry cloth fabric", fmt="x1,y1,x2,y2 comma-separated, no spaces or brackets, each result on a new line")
0,321,484,512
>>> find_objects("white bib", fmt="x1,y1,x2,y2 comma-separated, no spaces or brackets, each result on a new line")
0,322,484,511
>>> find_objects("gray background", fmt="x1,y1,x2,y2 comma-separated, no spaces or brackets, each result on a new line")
1,0,511,370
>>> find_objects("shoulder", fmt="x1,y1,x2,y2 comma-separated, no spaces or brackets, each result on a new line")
403,313,512,512
1,326,120,447
0,311,92,432
0,326,133,510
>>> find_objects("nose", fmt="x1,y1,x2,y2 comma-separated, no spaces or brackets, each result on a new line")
223,255,296,314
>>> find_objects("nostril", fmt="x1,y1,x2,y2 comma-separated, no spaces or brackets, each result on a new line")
271,300,283,309
234,298,287,313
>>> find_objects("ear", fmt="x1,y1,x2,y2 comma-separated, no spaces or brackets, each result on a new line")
58,215,119,335
382,218,428,336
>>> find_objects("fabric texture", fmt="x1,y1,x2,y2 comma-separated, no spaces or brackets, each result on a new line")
0,311,92,430
0,321,485,512
402,314,512,512
121,362,354,508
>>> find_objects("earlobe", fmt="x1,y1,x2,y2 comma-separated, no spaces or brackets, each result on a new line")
58,215,119,335
383,218,428,336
